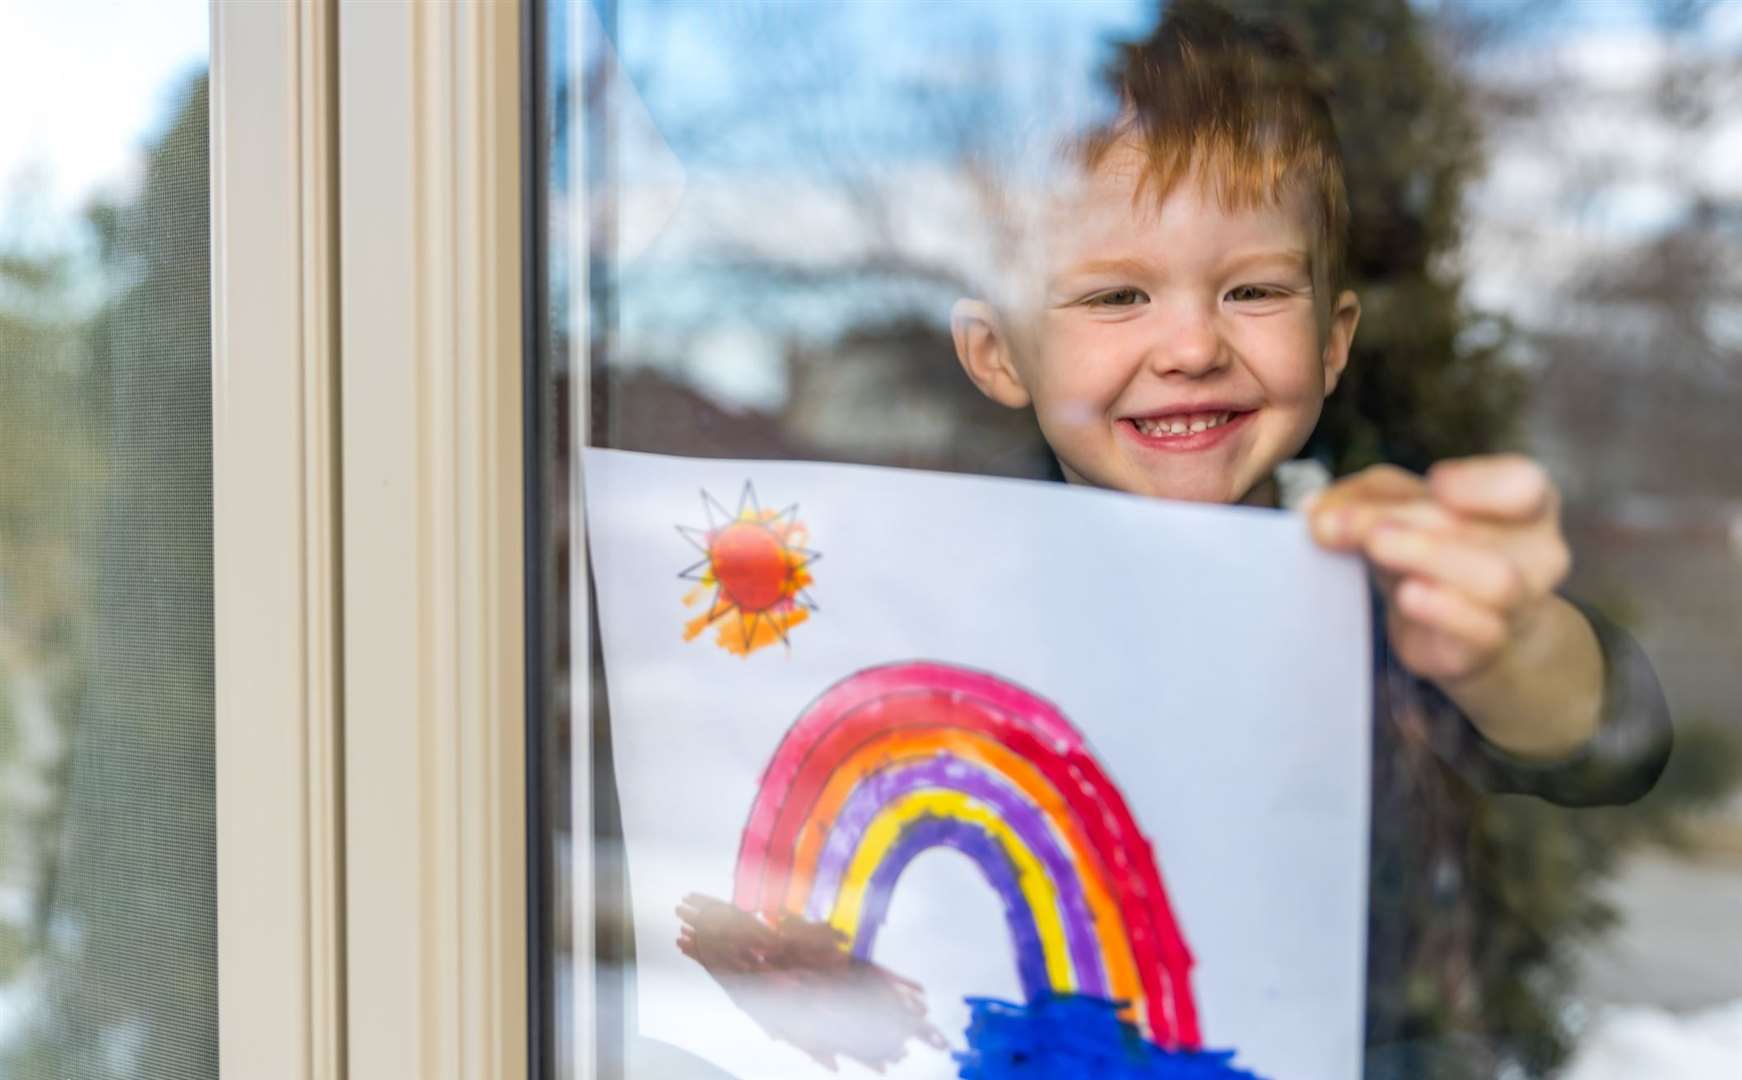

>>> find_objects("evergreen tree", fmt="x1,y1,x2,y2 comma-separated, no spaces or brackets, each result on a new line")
1210,2,1742,1075
1224,0,1526,475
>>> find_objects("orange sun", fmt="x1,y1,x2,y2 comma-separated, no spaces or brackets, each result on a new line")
678,482,818,656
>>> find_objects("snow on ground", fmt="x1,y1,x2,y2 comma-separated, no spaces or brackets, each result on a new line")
1561,999,1742,1080
1565,849,1742,1077
1575,851,1742,1012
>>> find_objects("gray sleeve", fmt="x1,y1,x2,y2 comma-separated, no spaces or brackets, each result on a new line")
1403,598,1673,808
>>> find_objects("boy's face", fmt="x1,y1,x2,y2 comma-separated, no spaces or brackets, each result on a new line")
956,147,1358,505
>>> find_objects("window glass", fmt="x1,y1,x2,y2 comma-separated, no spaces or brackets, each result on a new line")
0,5,214,1078
534,2,1742,1077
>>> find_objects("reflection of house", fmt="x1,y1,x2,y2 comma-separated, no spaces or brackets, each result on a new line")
599,320,1053,481
782,320,1051,479
784,327,966,464
598,367,802,460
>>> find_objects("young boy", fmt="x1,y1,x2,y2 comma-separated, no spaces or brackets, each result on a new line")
949,2,1670,1070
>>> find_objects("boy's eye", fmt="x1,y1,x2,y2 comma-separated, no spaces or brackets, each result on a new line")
1088,287,1147,307
1225,284,1277,302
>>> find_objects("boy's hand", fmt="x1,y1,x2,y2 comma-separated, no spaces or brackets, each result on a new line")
1307,455,1569,683
1307,456,1603,759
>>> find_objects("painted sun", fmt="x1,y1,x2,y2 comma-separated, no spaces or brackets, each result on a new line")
678,482,818,656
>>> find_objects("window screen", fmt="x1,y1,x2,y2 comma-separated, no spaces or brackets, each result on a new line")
0,6,214,1077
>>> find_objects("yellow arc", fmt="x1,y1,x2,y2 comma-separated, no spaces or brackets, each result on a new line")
827,789,1076,994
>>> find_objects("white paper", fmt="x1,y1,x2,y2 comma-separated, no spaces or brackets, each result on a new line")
584,448,1371,1080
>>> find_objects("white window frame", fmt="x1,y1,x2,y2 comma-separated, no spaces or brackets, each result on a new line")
212,2,344,1076
335,0,527,1075
213,1,529,1076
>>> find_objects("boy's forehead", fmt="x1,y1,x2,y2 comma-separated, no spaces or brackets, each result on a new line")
1042,155,1315,273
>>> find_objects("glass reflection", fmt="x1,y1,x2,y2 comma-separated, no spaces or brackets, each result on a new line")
545,1,1742,1076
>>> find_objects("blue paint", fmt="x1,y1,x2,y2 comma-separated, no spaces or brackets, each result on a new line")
955,995,1265,1080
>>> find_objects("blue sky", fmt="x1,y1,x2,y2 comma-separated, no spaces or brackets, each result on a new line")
551,0,1739,409
0,0,1701,222
0,0,206,230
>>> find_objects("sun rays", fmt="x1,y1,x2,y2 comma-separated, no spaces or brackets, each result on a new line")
678,482,819,656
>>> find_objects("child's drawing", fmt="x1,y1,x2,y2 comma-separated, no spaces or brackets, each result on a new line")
680,661,1261,1078
584,449,1373,1079
678,481,818,656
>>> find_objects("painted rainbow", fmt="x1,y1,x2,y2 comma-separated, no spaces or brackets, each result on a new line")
733,661,1202,1050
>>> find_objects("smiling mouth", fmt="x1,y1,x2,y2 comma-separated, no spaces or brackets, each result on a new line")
1127,410,1247,437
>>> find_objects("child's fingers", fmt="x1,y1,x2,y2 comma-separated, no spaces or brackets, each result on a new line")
1307,465,1433,549
1310,496,1457,550
1365,527,1528,612
1426,455,1555,522
1393,577,1509,660
1305,464,1424,516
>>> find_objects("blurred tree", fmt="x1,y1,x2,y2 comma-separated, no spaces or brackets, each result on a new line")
1222,0,1528,475
0,73,216,1080
0,224,97,998
579,0,1077,478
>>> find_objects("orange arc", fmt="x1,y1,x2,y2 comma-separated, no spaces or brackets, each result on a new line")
779,726,1144,1018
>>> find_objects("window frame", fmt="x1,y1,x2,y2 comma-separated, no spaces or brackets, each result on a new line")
211,2,345,1076
335,1,528,1076
213,1,530,1076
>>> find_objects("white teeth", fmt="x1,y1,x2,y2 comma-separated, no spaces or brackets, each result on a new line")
1135,411,1239,437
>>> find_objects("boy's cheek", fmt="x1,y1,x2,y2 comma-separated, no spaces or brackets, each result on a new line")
1034,395,1106,432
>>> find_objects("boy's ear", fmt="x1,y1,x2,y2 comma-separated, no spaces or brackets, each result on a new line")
1321,289,1361,396
951,299,1032,409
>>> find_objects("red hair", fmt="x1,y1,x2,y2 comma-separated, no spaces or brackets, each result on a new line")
1078,1,1349,305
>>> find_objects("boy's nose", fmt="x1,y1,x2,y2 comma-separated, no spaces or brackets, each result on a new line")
1144,305,1227,378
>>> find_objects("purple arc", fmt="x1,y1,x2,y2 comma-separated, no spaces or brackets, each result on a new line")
852,814,1054,1001
803,754,1108,998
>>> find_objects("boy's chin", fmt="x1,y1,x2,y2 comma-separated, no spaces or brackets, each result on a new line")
1121,459,1251,504
1158,473,1280,507
1061,457,1251,505
1146,481,1242,505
